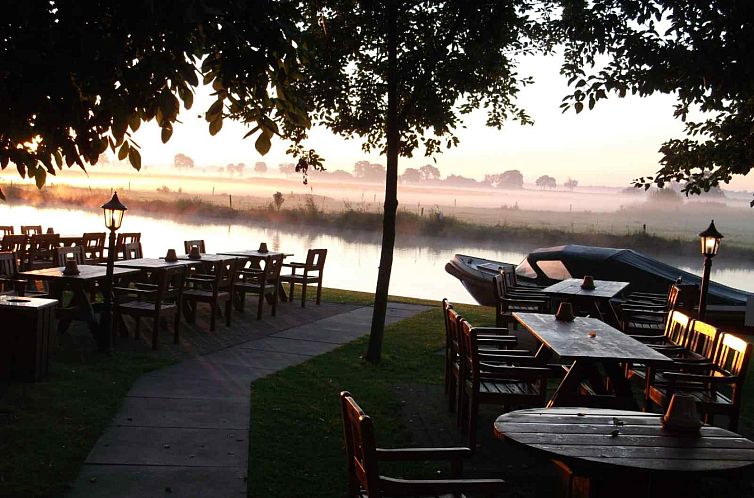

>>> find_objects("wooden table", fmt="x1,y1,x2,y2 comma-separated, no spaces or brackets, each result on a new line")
544,278,629,324
106,258,193,270
0,295,58,381
514,312,672,409
494,407,754,498
18,265,140,336
217,249,292,301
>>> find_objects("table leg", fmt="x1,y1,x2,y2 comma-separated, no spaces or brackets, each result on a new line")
547,360,586,407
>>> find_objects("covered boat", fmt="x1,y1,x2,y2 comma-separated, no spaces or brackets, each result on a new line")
445,244,753,308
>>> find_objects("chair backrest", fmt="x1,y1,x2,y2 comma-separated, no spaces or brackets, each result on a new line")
340,391,379,498
0,235,28,270
713,333,752,380
122,242,143,260
82,232,106,248
667,283,699,314
184,239,206,254
0,251,18,277
265,253,284,280
447,307,464,364
55,246,85,266
155,266,188,306
116,232,141,245
663,310,691,346
685,319,720,359
502,266,517,290
28,233,60,266
0,226,14,236
21,225,42,236
304,248,327,272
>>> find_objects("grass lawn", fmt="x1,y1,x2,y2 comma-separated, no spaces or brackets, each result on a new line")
0,340,171,497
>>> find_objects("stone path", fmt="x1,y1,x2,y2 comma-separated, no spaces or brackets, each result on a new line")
66,302,430,497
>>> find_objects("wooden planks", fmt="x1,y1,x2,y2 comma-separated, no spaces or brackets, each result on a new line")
494,407,754,473
107,258,193,270
514,312,671,364
19,264,139,282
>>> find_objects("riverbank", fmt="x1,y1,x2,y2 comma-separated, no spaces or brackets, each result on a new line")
4,183,754,258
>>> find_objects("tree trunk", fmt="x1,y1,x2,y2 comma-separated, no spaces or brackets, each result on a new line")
365,1,399,363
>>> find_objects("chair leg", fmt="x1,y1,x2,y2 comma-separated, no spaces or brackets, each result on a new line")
210,303,217,331
271,290,278,317
301,282,307,308
467,394,479,451
448,373,456,412
316,280,322,305
288,282,295,302
225,300,232,326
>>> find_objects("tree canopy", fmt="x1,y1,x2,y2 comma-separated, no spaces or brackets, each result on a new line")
0,1,310,198
556,0,754,204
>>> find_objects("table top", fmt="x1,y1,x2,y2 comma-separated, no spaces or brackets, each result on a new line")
544,279,630,299
105,258,193,270
0,294,58,310
177,253,237,262
18,265,140,281
216,249,290,258
494,407,754,473
513,312,672,364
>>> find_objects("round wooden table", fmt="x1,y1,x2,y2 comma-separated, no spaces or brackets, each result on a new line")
494,407,754,498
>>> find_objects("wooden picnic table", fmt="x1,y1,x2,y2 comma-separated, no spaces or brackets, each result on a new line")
544,278,629,324
18,265,140,336
105,258,193,270
494,407,754,498
514,312,672,409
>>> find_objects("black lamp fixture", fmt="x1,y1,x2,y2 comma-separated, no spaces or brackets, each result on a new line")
697,220,723,320
98,192,127,352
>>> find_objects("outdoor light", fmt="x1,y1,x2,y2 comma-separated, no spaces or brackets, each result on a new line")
101,192,127,230
697,220,723,320
98,191,127,352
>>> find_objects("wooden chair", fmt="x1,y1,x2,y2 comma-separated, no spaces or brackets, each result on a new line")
20,225,42,236
233,253,284,319
55,246,85,266
81,232,106,263
646,329,749,430
115,233,141,259
183,239,206,254
492,274,548,328
26,233,60,270
340,391,506,498
122,242,143,260
182,257,238,331
619,283,698,336
459,319,550,450
0,251,27,296
113,266,187,349
0,234,28,270
627,311,699,382
0,226,14,236
280,248,327,307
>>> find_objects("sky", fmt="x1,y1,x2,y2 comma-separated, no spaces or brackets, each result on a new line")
127,53,754,191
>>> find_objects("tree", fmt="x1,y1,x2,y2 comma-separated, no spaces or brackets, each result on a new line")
353,160,386,181
0,1,311,198
254,161,268,174
535,175,557,189
278,163,296,175
273,191,285,211
556,0,754,205
444,174,478,187
302,2,548,361
564,177,578,190
400,167,422,183
419,164,441,181
484,170,524,189
174,153,195,169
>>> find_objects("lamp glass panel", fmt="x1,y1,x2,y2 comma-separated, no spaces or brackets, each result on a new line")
701,236,719,256
112,209,124,230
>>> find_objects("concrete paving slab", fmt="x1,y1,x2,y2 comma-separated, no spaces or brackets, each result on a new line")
198,348,314,371
67,465,246,498
86,426,247,467
385,302,433,312
127,367,257,400
238,336,338,356
113,396,249,430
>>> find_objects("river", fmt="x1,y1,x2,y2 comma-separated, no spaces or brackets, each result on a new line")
2,204,753,304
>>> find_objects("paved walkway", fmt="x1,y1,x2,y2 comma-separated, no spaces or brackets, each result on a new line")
66,302,430,497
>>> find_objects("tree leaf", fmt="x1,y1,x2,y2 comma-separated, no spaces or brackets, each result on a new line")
255,132,271,155
161,124,173,143
128,147,142,171
207,99,223,121
574,102,584,113
118,142,130,160
35,166,46,189
209,117,223,136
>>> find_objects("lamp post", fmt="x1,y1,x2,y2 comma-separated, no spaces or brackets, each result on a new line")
697,219,723,321
99,192,127,352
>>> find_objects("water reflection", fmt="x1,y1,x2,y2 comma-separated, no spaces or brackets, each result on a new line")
2,204,752,304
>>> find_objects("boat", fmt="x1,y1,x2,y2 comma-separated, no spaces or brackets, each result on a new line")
445,244,753,308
